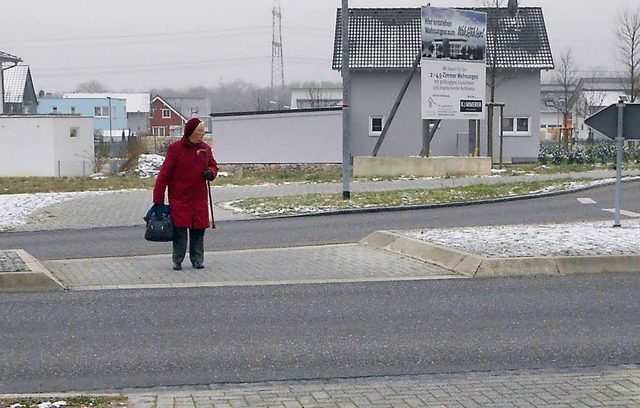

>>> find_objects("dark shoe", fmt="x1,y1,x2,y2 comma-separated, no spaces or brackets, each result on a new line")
172,262,182,270
192,262,204,269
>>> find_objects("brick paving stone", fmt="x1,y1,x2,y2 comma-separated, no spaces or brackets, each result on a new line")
43,244,458,290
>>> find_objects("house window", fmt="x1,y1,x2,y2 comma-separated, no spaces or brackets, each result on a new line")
94,106,109,118
71,107,76,115
69,127,78,138
502,117,530,136
369,116,385,136
162,109,171,119
153,126,166,137
150,109,154,118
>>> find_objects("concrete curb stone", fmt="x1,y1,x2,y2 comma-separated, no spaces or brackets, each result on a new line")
0,249,65,292
361,230,640,278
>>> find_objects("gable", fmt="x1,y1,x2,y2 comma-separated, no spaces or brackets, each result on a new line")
0,51,21,63
151,95,187,122
3,65,31,103
332,7,554,71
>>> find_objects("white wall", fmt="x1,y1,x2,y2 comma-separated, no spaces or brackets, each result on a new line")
0,115,94,176
211,109,342,163
349,69,542,162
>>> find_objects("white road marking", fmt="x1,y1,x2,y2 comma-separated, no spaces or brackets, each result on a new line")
603,208,640,218
577,198,597,204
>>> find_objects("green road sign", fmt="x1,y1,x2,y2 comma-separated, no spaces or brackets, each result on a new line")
584,103,640,140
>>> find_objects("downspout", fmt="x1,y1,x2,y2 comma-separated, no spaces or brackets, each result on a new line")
0,62,19,114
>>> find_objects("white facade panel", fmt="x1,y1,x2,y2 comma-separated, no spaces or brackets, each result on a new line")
0,115,94,176
211,110,341,164
349,69,542,162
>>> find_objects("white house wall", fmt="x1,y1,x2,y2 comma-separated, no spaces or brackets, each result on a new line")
350,71,480,158
52,117,95,176
349,70,542,162
0,116,93,176
489,70,542,162
211,110,341,163
350,71,425,157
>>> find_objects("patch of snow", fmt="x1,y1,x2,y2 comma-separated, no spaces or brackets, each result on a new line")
0,191,123,231
405,220,640,258
135,153,164,178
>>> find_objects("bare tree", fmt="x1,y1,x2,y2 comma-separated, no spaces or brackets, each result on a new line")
613,6,640,102
554,48,579,149
252,89,271,111
76,80,108,93
575,72,609,142
575,71,608,118
477,0,512,163
307,83,328,108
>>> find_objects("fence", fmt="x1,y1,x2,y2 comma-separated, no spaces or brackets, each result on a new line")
56,160,93,177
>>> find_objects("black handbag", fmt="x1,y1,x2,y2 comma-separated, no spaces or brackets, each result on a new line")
144,212,174,242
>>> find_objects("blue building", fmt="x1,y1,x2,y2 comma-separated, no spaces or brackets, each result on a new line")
38,97,128,140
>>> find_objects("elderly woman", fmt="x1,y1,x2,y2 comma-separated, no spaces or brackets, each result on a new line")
153,117,219,270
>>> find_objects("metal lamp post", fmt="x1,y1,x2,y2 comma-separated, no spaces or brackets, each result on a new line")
107,97,113,142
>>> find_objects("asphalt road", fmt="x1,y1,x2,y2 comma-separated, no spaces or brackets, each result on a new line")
1,181,640,393
2,274,640,393
1,181,638,260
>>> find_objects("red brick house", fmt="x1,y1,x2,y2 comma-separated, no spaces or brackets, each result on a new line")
150,95,187,137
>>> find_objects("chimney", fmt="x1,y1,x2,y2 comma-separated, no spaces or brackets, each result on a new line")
508,0,518,16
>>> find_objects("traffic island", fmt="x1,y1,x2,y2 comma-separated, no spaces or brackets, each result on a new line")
360,231,640,278
0,249,65,292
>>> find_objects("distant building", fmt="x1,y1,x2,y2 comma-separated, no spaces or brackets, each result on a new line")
38,96,128,141
63,93,151,135
541,77,632,141
154,96,213,134
150,95,188,137
2,64,37,114
0,50,24,114
289,88,342,109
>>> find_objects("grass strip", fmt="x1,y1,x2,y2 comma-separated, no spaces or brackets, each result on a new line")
226,180,593,217
0,396,127,408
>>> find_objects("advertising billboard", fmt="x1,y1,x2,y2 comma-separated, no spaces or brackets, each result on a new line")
420,6,487,120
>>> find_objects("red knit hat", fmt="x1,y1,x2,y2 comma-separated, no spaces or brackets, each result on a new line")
184,118,202,137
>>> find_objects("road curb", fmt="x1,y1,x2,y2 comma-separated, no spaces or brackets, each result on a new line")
360,231,640,278
0,249,65,292
244,176,640,221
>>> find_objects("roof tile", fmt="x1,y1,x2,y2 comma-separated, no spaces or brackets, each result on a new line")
333,7,554,70
2,65,30,103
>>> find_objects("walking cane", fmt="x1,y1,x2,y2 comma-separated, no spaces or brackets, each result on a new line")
207,179,216,229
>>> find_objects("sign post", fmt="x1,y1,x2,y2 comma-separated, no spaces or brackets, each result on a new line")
584,102,640,227
341,0,350,200
614,103,624,227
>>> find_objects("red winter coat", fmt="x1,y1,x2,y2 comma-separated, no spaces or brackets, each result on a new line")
153,137,219,229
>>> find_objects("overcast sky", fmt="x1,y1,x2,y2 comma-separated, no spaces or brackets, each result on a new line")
0,0,634,93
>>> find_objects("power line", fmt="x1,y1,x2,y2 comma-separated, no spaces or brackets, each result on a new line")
33,55,329,78
0,25,332,49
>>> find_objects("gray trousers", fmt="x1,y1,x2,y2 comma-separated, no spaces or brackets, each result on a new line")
172,228,205,265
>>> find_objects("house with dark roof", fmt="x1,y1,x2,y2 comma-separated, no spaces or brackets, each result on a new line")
0,50,23,114
332,5,554,162
2,65,38,114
